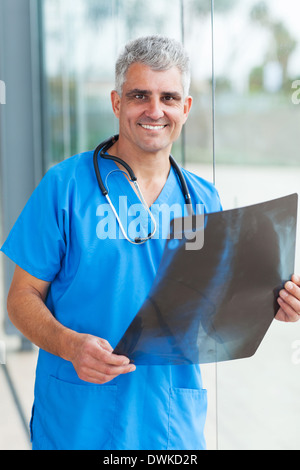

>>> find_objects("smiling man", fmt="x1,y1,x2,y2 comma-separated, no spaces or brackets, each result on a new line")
1,35,300,451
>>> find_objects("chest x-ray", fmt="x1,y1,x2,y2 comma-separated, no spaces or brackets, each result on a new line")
114,194,298,365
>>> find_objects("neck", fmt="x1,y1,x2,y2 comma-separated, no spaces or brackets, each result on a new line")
108,136,172,206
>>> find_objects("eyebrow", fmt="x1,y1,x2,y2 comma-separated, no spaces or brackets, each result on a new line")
126,89,182,99
125,89,150,97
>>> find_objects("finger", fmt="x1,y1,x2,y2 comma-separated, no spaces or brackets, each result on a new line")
94,344,130,367
277,297,300,322
97,338,114,353
291,274,300,287
101,362,136,378
285,280,300,301
279,289,300,315
99,347,131,367
92,339,130,366
89,354,135,376
286,277,300,302
84,363,136,384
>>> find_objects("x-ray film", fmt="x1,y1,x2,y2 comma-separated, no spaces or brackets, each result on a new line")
114,194,298,365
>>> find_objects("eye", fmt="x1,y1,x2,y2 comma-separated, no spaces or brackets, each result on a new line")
163,95,174,101
135,94,146,100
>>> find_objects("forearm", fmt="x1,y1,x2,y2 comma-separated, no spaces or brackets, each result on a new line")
7,287,135,383
6,266,135,384
7,286,78,362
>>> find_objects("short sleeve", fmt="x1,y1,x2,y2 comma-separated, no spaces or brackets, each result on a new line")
0,168,67,282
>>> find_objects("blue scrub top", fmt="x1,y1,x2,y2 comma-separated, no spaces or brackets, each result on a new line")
1,149,222,450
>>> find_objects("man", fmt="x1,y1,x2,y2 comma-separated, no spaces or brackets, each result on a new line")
1,36,300,450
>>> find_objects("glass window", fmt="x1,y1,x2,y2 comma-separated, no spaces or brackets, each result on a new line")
41,0,217,170
211,0,300,450
42,0,186,169
41,0,219,449
40,0,300,450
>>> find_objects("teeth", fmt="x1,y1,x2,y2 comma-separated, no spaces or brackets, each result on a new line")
141,125,165,130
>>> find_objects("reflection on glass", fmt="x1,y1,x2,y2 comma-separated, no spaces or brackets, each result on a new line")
213,0,300,168
42,0,186,168
42,0,218,171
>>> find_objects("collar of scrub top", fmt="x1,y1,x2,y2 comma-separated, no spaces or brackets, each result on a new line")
93,135,194,245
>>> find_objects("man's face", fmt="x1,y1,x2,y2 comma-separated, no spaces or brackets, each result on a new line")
111,63,192,155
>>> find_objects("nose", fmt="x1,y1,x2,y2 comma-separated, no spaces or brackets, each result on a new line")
144,97,165,121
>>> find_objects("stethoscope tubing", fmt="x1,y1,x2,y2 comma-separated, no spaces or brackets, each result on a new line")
93,135,194,244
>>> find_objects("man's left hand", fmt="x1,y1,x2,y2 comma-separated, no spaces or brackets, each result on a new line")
276,274,300,323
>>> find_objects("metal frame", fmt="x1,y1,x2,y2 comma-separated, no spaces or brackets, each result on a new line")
0,0,43,337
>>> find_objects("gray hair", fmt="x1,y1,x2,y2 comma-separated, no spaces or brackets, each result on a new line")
115,35,191,98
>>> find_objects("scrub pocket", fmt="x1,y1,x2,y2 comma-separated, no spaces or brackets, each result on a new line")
167,387,207,451
32,375,117,450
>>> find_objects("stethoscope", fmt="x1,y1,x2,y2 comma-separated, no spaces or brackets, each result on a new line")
93,135,194,245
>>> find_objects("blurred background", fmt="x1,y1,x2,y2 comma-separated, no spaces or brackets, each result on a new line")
0,0,299,450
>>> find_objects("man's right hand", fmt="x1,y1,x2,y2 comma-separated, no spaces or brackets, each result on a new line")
7,266,136,385
70,334,136,384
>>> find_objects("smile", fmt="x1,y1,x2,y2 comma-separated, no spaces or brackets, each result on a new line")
139,124,167,130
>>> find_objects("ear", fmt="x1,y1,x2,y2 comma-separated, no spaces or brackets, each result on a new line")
183,96,193,124
111,90,121,118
